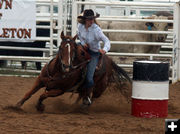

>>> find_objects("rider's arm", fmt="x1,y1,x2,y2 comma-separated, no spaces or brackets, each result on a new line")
95,27,111,53
77,23,86,46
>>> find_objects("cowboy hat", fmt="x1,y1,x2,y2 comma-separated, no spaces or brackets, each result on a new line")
78,9,100,19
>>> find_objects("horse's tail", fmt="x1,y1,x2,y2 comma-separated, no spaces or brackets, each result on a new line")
111,60,132,102
111,60,132,83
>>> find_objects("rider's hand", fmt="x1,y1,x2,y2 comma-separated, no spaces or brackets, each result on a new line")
99,49,106,55
83,44,89,50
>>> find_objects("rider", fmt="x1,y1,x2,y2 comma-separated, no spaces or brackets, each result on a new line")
77,9,111,105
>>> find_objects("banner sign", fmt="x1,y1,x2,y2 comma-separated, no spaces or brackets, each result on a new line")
0,0,36,42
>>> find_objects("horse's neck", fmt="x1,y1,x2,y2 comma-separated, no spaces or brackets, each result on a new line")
51,54,63,73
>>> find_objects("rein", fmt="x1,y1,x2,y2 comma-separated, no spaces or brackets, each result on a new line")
71,59,90,69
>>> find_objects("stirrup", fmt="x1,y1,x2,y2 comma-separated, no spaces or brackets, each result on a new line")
83,96,92,106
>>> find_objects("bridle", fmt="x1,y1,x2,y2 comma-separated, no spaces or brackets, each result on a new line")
59,38,76,72
59,38,90,72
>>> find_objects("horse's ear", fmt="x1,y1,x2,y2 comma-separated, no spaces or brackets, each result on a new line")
61,31,64,39
73,34,77,41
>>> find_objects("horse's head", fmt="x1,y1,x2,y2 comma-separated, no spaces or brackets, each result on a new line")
59,31,77,72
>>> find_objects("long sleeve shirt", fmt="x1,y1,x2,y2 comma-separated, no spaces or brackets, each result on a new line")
77,23,110,53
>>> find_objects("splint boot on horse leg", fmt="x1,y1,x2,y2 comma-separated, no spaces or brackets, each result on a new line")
83,50,100,106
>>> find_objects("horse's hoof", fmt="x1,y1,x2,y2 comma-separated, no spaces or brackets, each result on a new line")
16,101,22,108
81,103,89,109
79,104,90,114
36,103,45,112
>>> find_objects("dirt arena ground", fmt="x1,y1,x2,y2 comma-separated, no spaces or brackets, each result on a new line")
0,76,180,134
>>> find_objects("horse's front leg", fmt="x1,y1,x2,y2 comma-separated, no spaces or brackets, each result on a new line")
16,76,44,108
36,89,64,112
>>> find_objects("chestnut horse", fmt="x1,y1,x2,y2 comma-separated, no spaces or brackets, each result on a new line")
16,31,131,111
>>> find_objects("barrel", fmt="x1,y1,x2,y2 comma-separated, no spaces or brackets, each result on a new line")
131,60,169,118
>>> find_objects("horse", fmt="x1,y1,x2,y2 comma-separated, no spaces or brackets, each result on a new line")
16,31,131,112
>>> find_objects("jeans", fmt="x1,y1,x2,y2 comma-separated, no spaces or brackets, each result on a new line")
85,49,100,88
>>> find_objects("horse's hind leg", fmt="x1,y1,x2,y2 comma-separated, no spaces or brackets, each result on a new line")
16,76,44,108
36,89,64,112
92,75,108,100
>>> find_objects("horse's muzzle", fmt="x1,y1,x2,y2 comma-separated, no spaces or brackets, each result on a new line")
62,63,70,72
65,68,70,72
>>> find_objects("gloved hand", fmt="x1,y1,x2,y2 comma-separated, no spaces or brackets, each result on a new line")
99,49,106,55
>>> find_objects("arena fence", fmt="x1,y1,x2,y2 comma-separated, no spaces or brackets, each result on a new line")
0,0,180,84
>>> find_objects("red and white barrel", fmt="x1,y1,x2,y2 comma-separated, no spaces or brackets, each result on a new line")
131,60,169,118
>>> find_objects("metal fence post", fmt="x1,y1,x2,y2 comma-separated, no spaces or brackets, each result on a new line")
58,0,63,47
172,2,180,83
71,0,77,36
50,0,54,59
